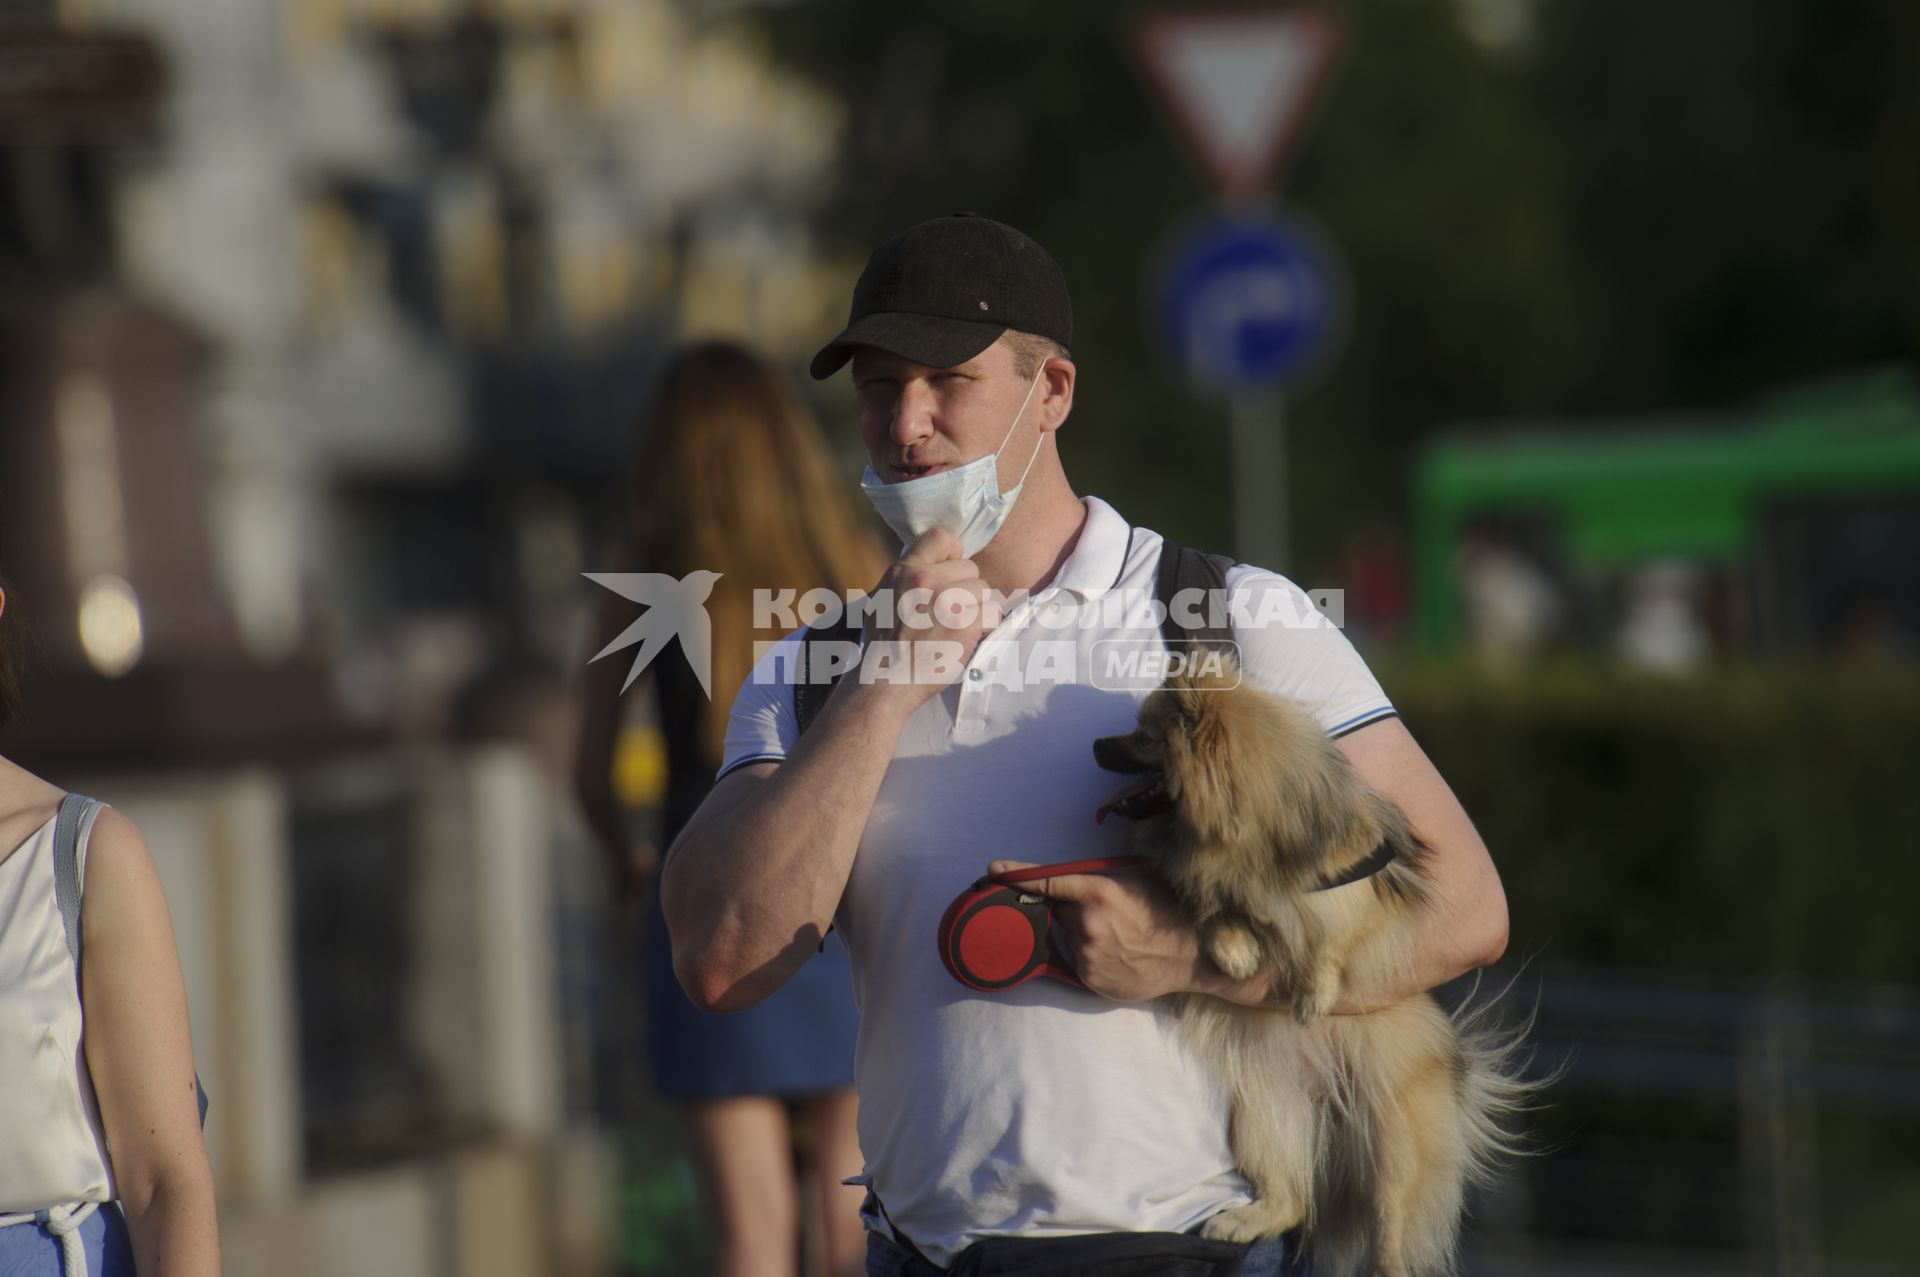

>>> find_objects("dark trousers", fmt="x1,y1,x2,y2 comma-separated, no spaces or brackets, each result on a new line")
863,1225,1304,1277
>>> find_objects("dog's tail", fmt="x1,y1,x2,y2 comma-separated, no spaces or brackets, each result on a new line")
1451,969,1554,1183
1311,973,1555,1277
1409,971,1557,1277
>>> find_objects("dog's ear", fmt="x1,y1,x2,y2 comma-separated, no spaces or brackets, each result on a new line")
1196,651,1244,694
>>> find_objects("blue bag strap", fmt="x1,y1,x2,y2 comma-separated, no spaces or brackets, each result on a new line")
52,793,211,1129
52,793,98,969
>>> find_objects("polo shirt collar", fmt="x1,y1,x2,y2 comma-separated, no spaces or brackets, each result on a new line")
1044,496,1135,600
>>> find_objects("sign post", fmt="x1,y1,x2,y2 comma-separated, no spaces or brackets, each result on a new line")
1131,7,1347,572
1234,392,1288,572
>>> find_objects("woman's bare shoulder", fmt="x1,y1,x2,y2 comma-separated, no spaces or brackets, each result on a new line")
81,804,160,880
76,805,181,968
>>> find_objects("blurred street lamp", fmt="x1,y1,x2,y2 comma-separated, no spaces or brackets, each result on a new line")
76,573,143,677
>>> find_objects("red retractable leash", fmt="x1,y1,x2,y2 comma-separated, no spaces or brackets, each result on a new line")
936,855,1147,992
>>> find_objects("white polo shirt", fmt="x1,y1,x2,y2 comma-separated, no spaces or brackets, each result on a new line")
716,496,1395,1264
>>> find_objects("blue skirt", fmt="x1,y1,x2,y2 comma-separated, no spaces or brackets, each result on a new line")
0,1203,134,1277
642,888,859,1101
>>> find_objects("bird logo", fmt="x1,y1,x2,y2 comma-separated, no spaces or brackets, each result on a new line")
582,570,723,697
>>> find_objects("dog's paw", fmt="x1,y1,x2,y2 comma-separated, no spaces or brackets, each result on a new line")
1206,922,1264,982
1291,987,1333,1024
1200,1199,1303,1244
1291,967,1340,1023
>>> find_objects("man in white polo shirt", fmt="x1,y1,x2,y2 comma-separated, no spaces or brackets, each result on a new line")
661,215,1509,1276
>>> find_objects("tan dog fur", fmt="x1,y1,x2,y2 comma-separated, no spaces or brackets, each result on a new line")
1093,662,1533,1277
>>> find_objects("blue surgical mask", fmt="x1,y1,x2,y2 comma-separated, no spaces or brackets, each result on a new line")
860,365,1048,557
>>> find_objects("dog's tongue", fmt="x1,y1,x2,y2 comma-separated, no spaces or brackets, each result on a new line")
1095,774,1157,825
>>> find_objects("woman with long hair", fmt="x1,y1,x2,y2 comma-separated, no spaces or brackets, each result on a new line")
0,576,221,1275
575,342,886,1277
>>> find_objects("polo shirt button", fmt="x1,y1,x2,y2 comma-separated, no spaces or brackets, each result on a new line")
967,668,982,682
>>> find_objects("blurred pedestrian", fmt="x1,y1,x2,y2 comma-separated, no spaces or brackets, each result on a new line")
575,342,886,1277
0,577,221,1276
1459,530,1564,673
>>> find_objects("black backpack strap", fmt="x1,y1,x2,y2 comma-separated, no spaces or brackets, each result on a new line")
1154,537,1236,650
793,615,864,739
790,619,865,949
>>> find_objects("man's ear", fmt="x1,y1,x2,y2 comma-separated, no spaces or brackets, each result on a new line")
1038,357,1075,434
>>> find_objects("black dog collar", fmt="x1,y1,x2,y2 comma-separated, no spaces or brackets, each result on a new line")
1312,842,1397,891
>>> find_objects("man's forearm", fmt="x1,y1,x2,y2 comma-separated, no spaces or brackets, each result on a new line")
662,678,917,1011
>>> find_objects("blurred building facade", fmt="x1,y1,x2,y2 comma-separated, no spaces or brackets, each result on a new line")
1,1,852,1273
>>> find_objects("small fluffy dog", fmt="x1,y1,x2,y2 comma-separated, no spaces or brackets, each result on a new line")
1092,662,1532,1277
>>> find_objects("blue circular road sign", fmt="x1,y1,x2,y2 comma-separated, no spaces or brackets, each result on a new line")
1150,208,1346,393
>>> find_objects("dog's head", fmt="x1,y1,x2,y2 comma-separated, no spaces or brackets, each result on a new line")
1093,661,1384,878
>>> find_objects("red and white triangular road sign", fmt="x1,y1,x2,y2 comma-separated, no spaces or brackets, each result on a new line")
1130,7,1344,201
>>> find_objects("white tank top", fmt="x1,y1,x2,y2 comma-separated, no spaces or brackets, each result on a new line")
0,814,118,1212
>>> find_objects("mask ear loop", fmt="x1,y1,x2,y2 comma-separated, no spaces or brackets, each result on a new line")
996,361,1052,497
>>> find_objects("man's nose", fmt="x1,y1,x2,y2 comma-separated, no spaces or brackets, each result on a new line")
888,378,937,448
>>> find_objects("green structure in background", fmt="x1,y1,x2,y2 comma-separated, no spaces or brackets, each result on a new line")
617,1124,709,1275
1413,366,1920,654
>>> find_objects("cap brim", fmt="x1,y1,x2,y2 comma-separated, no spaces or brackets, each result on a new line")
808,312,1006,380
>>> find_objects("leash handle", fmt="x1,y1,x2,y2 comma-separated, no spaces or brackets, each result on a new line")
986,855,1147,887
940,856,1148,993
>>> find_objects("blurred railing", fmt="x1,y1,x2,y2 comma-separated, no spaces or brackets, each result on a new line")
286,747,563,1169
92,746,607,1277
1473,963,1920,1276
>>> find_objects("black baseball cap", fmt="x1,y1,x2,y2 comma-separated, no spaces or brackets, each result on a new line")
809,213,1073,380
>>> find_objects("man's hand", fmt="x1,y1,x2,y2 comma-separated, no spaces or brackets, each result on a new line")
862,528,1001,712
986,860,1220,1002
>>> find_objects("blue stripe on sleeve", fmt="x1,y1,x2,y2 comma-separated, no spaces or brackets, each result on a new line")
1327,707,1399,739
714,753,786,784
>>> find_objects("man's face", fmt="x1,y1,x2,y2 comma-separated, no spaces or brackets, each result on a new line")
850,335,1040,485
